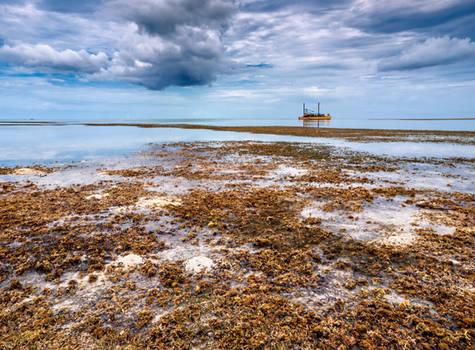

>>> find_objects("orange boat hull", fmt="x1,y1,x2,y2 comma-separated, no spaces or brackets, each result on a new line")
298,116,332,120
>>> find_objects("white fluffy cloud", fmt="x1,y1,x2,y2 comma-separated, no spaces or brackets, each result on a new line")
0,42,109,73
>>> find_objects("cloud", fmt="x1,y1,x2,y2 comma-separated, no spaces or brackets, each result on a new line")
0,42,109,73
350,0,475,35
98,27,230,90
1,0,475,106
35,0,106,13
0,0,238,90
238,0,350,13
110,0,236,37
95,0,237,90
378,36,475,71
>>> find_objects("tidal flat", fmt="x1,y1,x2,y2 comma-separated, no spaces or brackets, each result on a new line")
0,138,473,349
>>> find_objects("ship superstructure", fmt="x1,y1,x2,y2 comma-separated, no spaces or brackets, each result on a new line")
298,102,332,120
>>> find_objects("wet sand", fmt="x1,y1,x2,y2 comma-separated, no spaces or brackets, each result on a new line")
0,140,473,349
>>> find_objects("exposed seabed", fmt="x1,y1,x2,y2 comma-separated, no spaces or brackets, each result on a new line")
0,136,473,349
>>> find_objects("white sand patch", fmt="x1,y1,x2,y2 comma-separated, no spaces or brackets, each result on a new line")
410,220,456,236
302,198,424,246
3,272,114,317
48,270,111,313
184,256,214,274
437,226,456,235
152,310,169,323
86,193,109,200
359,163,475,194
303,196,457,246
111,195,182,213
160,245,202,261
376,231,416,246
384,291,434,309
289,263,359,310
384,292,408,305
271,164,308,178
110,206,126,214
115,253,144,268
151,306,186,324
13,168,46,175
51,298,80,313
1,271,55,291
137,196,182,208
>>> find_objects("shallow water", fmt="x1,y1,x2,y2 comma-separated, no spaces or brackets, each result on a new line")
2,115,475,130
324,138,475,158
187,117,475,131
0,125,305,166
0,124,474,166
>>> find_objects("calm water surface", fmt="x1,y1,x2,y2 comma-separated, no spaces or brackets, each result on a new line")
2,116,475,130
0,124,474,166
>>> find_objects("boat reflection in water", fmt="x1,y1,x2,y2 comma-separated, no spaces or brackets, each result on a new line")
302,119,331,128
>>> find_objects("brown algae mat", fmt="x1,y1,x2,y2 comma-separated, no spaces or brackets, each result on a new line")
84,123,475,145
0,141,473,349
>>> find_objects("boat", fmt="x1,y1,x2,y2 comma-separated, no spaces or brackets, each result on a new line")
298,102,332,120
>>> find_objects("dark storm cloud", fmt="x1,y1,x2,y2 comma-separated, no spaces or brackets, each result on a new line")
101,0,237,90
114,53,224,90
111,0,236,37
106,26,231,90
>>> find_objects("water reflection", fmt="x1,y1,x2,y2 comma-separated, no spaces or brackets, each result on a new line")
0,124,473,167
1,117,475,130
302,120,331,128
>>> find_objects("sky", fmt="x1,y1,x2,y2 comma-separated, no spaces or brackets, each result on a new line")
0,0,474,121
